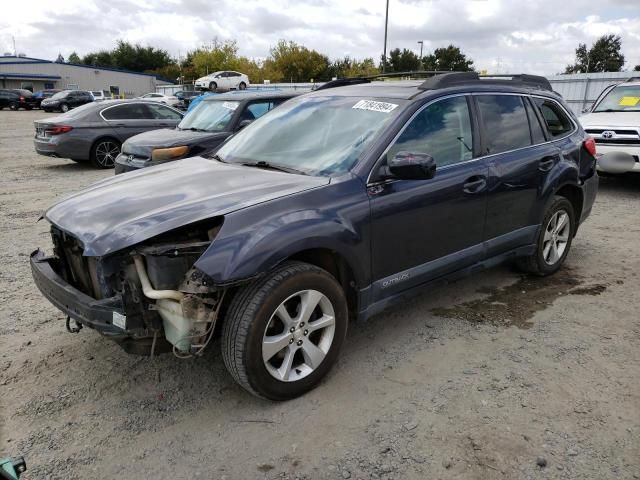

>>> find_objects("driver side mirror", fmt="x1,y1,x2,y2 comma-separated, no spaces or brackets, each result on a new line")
383,151,436,180
236,119,253,131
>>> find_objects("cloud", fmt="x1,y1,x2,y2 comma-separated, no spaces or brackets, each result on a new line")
0,0,639,73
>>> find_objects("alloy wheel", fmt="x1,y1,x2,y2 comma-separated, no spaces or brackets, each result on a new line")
262,289,336,382
542,209,570,265
95,141,120,168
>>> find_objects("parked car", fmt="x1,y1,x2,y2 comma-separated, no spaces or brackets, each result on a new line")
138,92,180,107
579,77,640,175
33,100,183,168
175,90,203,110
33,89,61,108
0,89,37,110
114,91,297,174
30,72,598,400
90,91,110,101
195,71,250,91
41,90,93,113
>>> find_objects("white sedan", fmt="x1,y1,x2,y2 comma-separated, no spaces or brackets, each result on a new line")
138,93,180,107
194,71,250,91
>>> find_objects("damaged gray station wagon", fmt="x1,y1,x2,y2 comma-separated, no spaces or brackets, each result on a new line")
31,72,598,399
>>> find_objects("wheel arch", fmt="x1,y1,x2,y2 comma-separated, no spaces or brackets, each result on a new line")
553,182,583,233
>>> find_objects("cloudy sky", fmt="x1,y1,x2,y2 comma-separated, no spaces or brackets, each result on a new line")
1,0,639,74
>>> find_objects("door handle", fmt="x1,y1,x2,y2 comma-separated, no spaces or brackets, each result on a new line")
463,175,487,194
539,155,558,172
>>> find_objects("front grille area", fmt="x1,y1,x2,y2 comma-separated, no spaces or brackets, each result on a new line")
585,128,640,146
51,227,97,297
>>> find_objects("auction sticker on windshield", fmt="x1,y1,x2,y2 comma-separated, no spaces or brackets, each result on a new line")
352,99,399,113
222,101,239,110
619,96,640,107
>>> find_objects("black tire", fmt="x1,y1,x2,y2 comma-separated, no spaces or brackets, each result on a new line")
90,138,121,169
209,81,217,91
222,261,348,400
516,196,575,276
60,103,69,113
25,105,33,110
238,82,247,90
9,102,18,111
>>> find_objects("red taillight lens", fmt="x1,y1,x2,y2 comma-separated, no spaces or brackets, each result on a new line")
583,136,596,157
19,96,25,101
47,125,73,135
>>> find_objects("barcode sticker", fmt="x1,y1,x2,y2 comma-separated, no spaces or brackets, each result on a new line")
352,100,399,113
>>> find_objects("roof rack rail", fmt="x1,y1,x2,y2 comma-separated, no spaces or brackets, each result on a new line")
625,76,640,83
314,71,456,91
417,72,552,91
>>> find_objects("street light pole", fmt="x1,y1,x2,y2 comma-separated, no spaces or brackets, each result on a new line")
382,0,389,73
417,40,423,62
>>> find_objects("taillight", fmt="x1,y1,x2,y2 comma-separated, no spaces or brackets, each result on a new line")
583,136,596,157
47,125,73,135
19,96,25,101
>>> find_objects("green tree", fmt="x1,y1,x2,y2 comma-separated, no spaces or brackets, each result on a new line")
67,51,81,63
634,65,640,71
422,45,474,71
326,56,380,78
190,39,243,77
82,50,113,67
79,40,173,72
565,34,625,73
384,48,421,73
55,53,64,63
269,40,330,82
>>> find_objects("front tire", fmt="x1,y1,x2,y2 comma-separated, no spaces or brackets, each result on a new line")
90,138,120,168
60,103,69,113
238,82,247,90
222,261,348,400
516,196,575,276
9,102,18,111
209,81,217,91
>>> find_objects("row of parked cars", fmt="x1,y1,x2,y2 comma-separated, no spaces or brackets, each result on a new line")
27,70,636,400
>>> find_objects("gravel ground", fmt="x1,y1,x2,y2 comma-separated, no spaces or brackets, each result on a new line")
1,109,639,480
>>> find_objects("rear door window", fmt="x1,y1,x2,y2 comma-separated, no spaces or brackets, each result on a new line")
476,95,531,155
102,103,152,120
531,98,574,138
146,103,183,120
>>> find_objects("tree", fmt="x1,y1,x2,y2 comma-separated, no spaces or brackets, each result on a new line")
634,65,640,72
422,45,474,71
326,56,380,79
565,34,625,73
190,39,243,77
384,48,421,72
82,50,114,67
55,53,64,63
67,52,81,64
79,40,173,72
269,40,330,82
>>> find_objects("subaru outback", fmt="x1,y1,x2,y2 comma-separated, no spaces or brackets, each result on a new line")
31,72,598,400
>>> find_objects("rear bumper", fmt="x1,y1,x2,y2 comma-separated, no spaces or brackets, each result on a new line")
30,249,124,336
595,144,640,173
579,170,598,224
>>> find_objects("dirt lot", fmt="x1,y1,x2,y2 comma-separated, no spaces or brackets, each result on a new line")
0,109,639,480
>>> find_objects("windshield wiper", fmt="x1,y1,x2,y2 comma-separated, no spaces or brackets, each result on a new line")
209,153,226,163
595,109,633,113
182,127,208,132
242,161,307,175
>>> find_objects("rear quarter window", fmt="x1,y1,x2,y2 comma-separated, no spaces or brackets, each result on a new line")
532,97,574,138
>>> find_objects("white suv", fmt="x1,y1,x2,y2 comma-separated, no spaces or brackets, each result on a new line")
579,78,640,174
195,71,250,91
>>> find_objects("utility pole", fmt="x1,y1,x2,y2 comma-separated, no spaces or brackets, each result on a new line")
12,36,16,56
382,0,389,73
417,40,423,62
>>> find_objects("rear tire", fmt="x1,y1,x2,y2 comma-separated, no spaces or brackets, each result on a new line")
222,261,348,400
516,196,575,276
9,102,18,111
90,138,120,169
60,103,69,113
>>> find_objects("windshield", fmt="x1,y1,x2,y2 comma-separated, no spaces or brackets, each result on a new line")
594,85,640,112
215,96,405,176
51,91,70,99
178,100,240,132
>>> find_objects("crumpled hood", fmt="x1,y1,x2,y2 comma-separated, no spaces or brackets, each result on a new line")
45,157,328,256
122,128,229,157
579,111,640,128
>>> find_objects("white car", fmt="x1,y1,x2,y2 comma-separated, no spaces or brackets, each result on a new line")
139,93,180,107
194,71,250,91
579,77,640,174
90,91,110,101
